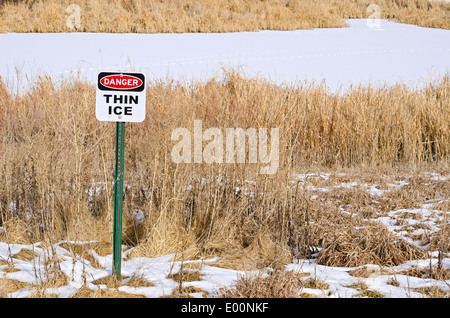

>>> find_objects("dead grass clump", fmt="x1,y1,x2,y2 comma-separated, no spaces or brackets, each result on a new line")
379,176,449,213
71,285,146,298
91,274,153,289
125,275,154,288
0,263,20,273
347,281,384,298
316,223,427,267
415,286,450,298
162,285,207,298
11,249,37,261
386,277,400,287
230,233,292,271
347,281,369,290
427,225,450,253
355,289,384,298
208,250,267,271
434,200,450,212
303,277,329,290
217,270,305,298
348,265,391,278
168,269,202,283
397,265,450,281
0,218,37,245
0,277,29,296
59,241,111,269
320,186,377,217
30,268,69,296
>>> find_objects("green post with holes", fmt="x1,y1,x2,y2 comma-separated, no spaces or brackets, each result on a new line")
113,121,125,280
96,71,146,280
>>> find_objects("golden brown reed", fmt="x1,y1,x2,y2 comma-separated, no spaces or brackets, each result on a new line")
0,72,448,274
0,0,449,33
217,270,306,298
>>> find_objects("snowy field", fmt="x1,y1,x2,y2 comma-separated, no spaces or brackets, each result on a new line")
0,19,449,93
0,19,449,299
0,171,449,298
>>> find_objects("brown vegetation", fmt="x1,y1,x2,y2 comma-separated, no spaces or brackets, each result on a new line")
0,71,448,297
217,270,306,298
0,72,448,259
0,0,449,33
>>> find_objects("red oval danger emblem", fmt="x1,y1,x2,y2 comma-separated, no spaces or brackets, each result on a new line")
100,74,143,90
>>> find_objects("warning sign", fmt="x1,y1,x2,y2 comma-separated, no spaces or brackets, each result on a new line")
96,72,146,122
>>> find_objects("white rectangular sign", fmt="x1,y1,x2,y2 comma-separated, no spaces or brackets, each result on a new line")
96,72,146,122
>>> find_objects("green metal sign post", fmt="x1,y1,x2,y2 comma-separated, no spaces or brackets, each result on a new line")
96,71,146,281
113,121,125,280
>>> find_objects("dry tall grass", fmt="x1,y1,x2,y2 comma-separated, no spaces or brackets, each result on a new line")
0,72,448,272
217,270,306,298
0,0,449,33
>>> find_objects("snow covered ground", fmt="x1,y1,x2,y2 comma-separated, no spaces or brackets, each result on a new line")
0,172,449,298
0,242,448,298
0,19,449,93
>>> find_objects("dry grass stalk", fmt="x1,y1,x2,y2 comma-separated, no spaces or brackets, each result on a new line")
217,269,305,298
397,265,450,280
316,223,427,267
70,285,146,298
0,277,29,296
415,286,450,298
